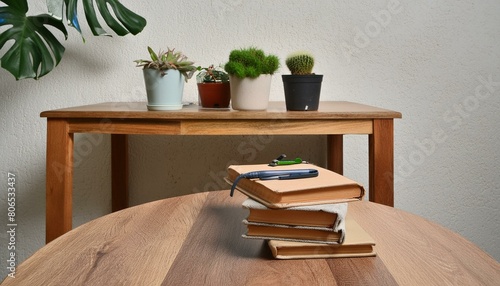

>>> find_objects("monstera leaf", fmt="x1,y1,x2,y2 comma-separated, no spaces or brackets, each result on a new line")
0,0,146,80
0,1,67,80
58,0,147,37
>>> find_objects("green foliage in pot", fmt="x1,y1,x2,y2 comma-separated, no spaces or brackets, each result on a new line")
196,64,229,83
0,0,147,80
224,47,279,78
285,51,315,75
134,46,197,82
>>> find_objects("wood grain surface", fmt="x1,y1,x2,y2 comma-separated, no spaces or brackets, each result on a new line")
3,191,499,285
42,101,401,242
41,101,402,120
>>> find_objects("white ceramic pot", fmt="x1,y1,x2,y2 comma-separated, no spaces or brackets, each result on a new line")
143,69,185,111
229,74,272,111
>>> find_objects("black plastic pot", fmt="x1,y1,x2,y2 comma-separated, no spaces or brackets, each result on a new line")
282,74,323,111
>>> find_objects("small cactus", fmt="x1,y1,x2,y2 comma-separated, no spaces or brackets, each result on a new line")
224,47,280,78
285,51,314,75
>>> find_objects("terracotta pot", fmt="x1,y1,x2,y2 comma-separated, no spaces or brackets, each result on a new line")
197,82,231,108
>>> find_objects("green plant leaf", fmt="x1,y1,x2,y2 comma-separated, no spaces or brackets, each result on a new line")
65,0,82,34
0,0,146,80
147,46,158,62
1,0,28,12
0,4,68,80
66,0,146,37
81,0,109,36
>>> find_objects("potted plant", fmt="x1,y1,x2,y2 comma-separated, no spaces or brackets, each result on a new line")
224,47,280,111
196,65,231,108
135,46,197,111
282,51,323,111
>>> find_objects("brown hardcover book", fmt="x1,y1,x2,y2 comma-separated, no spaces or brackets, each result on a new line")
267,217,376,259
243,220,343,244
227,164,365,208
242,198,347,228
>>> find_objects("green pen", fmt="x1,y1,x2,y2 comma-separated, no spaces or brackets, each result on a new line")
275,158,303,165
269,154,305,166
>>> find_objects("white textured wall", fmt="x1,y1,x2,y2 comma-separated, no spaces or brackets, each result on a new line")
1,0,500,279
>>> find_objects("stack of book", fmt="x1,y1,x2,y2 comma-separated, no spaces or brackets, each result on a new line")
226,163,376,259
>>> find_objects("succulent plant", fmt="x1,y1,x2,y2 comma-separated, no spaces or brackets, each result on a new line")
134,46,197,82
285,51,315,75
196,65,229,83
224,47,280,78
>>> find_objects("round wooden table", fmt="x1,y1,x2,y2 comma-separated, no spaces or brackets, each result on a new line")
2,191,499,285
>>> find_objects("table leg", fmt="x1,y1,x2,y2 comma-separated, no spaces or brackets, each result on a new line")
46,119,73,243
327,135,343,175
111,134,129,211
369,119,394,207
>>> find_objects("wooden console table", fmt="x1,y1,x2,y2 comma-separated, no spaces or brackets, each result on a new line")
41,101,401,243
3,191,499,285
